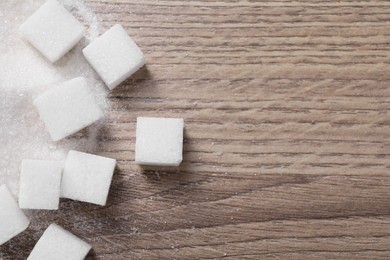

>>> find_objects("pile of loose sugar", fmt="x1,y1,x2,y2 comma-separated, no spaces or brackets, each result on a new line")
1,0,187,257
0,0,108,195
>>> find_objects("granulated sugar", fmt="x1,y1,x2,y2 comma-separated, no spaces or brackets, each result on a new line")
0,0,108,195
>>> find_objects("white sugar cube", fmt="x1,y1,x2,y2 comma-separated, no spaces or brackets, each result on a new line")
0,185,30,245
19,0,85,63
34,77,104,141
135,117,184,166
27,223,91,260
19,160,63,210
83,24,145,90
61,150,116,206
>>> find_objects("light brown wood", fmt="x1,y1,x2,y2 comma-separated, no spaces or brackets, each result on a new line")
2,0,390,259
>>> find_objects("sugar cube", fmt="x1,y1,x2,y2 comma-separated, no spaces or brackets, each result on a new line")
135,117,184,166
0,185,30,245
19,160,63,210
61,150,116,206
33,77,104,141
27,223,91,260
19,0,85,63
83,24,145,90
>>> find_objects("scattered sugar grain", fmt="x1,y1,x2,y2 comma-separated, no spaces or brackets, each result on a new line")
0,0,107,197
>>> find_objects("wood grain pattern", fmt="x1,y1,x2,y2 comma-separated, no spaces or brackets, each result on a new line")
2,0,390,259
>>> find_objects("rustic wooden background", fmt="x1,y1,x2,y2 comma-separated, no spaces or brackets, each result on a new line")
2,0,390,259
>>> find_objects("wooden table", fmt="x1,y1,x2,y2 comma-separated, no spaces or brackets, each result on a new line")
2,0,390,259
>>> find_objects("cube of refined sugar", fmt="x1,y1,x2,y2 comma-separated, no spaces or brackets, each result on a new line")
61,150,116,206
27,223,91,260
19,0,85,63
0,185,30,245
135,117,184,166
83,24,145,90
34,77,104,141
19,160,63,210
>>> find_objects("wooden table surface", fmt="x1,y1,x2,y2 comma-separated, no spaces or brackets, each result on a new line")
2,0,390,259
